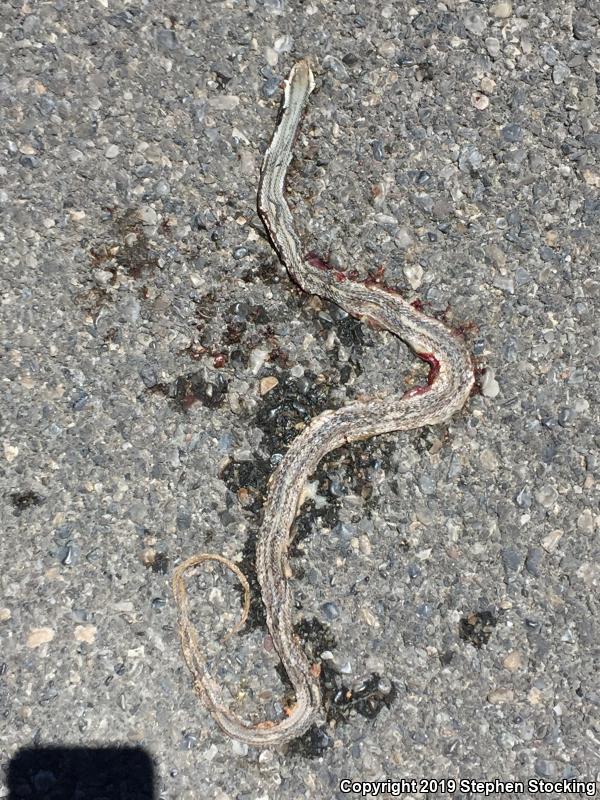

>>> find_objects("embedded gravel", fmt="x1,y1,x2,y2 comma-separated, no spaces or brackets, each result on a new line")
1,1,599,798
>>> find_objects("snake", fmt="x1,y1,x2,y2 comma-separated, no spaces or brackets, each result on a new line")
172,58,475,747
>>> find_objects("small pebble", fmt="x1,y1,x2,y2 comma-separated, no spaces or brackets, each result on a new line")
485,37,501,57
493,274,514,293
321,602,340,620
403,263,422,289
535,485,558,509
502,123,523,143
27,627,55,648
258,749,275,770
502,651,524,671
372,140,385,161
249,348,269,374
459,144,484,171
464,11,487,36
156,28,177,50
360,607,379,628
488,688,514,704
273,34,293,53
262,77,282,98
137,206,158,226
480,448,498,470
528,687,543,705
501,547,521,573
419,474,436,496
378,40,396,60
322,54,347,80
576,509,595,534
489,1,512,18
105,144,119,159
260,376,279,395
541,530,562,553
480,368,500,398
395,227,413,249
74,624,97,644
181,732,197,750
232,740,248,756
359,534,372,555
471,92,489,110
541,44,559,66
552,63,570,85
264,46,278,67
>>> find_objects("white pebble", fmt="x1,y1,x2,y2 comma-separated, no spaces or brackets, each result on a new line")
27,627,55,648
249,348,269,375
273,34,293,53
403,263,423,290
265,46,278,67
485,37,501,57
105,144,119,158
480,368,500,398
4,443,19,462
490,1,512,18
541,530,562,553
471,92,490,110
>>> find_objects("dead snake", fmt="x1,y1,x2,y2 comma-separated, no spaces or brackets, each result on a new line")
172,58,475,747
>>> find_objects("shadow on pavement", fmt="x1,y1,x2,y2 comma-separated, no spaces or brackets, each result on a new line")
7,745,155,799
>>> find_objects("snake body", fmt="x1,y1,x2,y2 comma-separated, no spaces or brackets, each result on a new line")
173,59,475,747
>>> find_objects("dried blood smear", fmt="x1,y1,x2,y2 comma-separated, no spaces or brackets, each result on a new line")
305,252,347,282
418,352,441,385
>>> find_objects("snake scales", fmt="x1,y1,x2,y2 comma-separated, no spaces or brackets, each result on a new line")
172,59,475,746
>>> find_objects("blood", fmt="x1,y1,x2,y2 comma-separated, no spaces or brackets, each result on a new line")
305,252,347,281
417,351,441,385
402,352,440,399
305,252,332,271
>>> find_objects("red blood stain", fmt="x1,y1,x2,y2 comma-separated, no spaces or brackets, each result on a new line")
411,298,424,312
418,352,440,385
305,252,332,271
306,252,347,282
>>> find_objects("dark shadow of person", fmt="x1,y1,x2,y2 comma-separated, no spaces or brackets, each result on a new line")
7,745,155,799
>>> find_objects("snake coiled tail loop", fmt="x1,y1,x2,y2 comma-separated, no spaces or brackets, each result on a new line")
172,554,251,646
173,57,475,747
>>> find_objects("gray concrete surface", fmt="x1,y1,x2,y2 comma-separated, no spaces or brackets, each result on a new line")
1,0,599,798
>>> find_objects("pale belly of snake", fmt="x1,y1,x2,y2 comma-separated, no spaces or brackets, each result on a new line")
172,59,475,747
